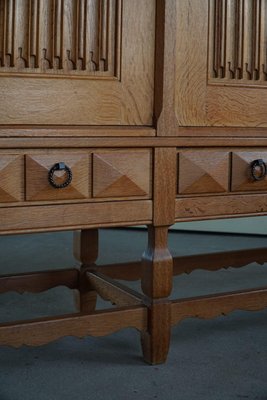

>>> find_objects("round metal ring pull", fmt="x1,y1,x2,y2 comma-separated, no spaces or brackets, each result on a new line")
250,159,267,181
48,162,72,189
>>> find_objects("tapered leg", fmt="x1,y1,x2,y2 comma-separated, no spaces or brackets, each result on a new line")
73,229,99,313
141,225,173,364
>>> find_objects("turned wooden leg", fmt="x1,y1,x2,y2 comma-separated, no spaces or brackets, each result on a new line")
141,225,173,364
73,229,99,313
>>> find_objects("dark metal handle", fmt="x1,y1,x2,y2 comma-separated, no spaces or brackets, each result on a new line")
48,162,72,189
250,159,266,181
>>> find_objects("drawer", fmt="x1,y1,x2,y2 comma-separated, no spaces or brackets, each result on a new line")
26,154,90,201
178,151,229,194
92,150,152,198
232,152,267,192
0,155,24,202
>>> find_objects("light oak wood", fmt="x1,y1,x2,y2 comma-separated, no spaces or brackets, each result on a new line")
73,229,99,313
26,153,90,201
93,150,152,198
97,246,267,281
2,0,267,365
174,0,267,130
142,226,173,299
5,136,267,150
0,201,152,234
0,0,121,78
0,126,156,138
141,226,173,364
0,269,78,294
86,271,144,307
178,151,229,194
0,306,147,348
232,151,267,191
153,147,177,226
0,154,24,202
175,194,267,221
171,287,267,326
0,0,155,126
141,302,171,365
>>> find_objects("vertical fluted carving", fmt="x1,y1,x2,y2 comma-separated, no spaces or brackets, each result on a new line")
210,0,267,83
0,0,121,77
53,0,63,69
29,0,39,68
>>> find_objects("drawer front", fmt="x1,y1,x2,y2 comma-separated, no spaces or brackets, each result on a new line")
26,154,90,201
178,151,229,194
93,150,152,198
0,155,24,202
232,152,267,192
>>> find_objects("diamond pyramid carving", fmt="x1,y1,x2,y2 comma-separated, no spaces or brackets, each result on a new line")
0,155,24,202
179,152,229,194
232,152,267,192
93,152,151,198
26,154,90,201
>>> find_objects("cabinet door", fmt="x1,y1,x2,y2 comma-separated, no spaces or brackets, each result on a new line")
0,0,155,127
174,0,267,129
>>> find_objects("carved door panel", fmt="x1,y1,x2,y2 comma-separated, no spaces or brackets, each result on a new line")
0,0,155,127
174,0,267,130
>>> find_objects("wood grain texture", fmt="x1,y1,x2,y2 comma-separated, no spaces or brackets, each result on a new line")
0,200,152,234
173,247,267,275
87,272,144,307
0,0,121,77
141,225,173,364
209,0,267,84
153,147,177,226
2,0,267,365
232,151,267,191
93,150,152,198
141,302,172,365
178,151,229,194
175,0,267,128
96,247,267,280
0,306,147,347
0,154,24,202
154,0,178,135
26,153,90,201
175,194,267,221
0,269,79,294
0,0,155,126
171,286,267,326
73,229,98,313
0,126,156,138
5,136,267,150
73,229,99,266
141,226,173,299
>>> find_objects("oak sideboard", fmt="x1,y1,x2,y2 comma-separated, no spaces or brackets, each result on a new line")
1,0,267,364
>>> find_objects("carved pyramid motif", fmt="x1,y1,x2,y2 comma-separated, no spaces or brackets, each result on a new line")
0,155,24,202
179,151,229,194
93,152,150,198
26,154,90,201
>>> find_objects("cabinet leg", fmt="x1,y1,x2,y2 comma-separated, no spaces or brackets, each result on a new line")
73,229,99,313
141,226,173,364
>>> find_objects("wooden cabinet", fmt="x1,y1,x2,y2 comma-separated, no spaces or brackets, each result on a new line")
1,0,267,367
